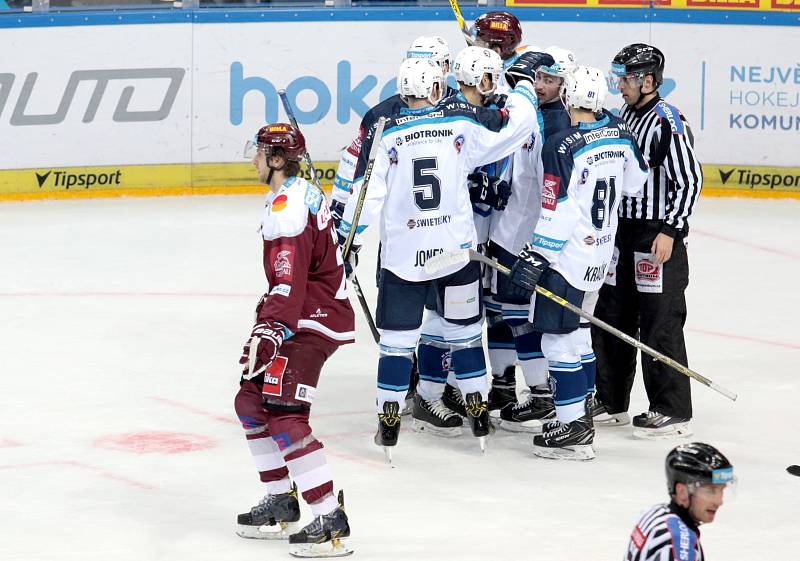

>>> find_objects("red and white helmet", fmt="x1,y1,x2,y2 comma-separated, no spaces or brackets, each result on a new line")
469,11,523,60
398,58,445,104
453,46,503,96
541,46,578,79
406,35,451,73
561,66,607,112
244,123,306,160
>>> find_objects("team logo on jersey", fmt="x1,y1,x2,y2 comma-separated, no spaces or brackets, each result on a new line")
454,134,465,153
441,351,451,372
395,136,403,146
542,174,560,211
388,147,398,166
261,356,288,397
580,168,590,185
271,194,289,212
273,249,293,279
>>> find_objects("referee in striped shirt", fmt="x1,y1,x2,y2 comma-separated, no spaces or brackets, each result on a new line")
624,442,734,561
591,44,703,438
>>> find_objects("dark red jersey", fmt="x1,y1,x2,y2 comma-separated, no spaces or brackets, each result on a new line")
258,176,355,345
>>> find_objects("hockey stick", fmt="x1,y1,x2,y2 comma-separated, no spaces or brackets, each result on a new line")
449,0,472,45
425,249,739,402
341,116,387,259
278,89,380,343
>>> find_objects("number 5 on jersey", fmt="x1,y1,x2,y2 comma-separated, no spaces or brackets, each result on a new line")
413,157,441,211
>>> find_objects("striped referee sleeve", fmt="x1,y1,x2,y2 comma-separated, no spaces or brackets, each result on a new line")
662,122,703,236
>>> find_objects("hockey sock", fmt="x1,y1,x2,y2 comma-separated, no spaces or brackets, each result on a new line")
507,318,548,388
416,337,449,401
486,311,516,376
269,413,333,508
377,344,415,412
549,359,587,424
582,351,597,397
265,477,292,495
246,426,290,484
450,336,488,401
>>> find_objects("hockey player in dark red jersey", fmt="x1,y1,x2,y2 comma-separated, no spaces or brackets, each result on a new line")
234,123,355,558
624,443,735,561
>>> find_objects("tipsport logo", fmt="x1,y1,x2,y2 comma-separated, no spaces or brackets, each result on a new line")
229,61,459,126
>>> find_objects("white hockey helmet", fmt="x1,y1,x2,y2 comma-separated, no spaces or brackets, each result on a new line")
453,46,503,96
397,58,445,104
406,35,451,72
561,66,607,112
541,46,578,78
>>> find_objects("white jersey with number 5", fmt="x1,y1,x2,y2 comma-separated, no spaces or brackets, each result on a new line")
531,113,649,292
341,82,541,282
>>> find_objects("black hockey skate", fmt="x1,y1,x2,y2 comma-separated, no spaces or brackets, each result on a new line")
632,411,692,439
442,383,467,417
236,485,301,540
532,414,596,461
498,387,555,433
289,490,352,558
403,354,420,416
464,391,492,452
588,395,630,426
488,366,517,411
374,400,401,463
411,393,463,437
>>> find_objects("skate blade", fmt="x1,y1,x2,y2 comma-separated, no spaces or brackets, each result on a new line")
532,444,596,461
412,419,463,438
632,424,692,440
382,446,393,464
489,409,503,419
498,418,552,434
594,413,631,426
289,537,353,558
236,520,299,540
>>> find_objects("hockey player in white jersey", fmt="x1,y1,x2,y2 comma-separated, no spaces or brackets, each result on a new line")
340,53,543,456
411,46,510,435
509,66,649,460
331,35,453,225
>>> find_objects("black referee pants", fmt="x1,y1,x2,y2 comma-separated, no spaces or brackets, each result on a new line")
592,219,692,419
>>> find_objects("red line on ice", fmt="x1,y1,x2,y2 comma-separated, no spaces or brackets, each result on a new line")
687,327,800,350
692,228,799,259
0,460,157,490
0,438,24,447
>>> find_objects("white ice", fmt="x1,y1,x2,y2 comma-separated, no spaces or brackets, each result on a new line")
1,195,798,561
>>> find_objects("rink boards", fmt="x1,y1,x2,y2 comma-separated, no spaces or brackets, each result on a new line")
0,7,798,200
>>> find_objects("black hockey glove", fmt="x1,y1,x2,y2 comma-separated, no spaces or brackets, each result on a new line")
330,199,346,231
337,231,360,280
504,52,541,89
483,93,507,109
510,243,550,294
467,172,511,211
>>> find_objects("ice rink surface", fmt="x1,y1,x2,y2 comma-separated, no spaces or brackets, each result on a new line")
1,194,799,561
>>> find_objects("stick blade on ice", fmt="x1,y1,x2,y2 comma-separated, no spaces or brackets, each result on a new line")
423,249,470,275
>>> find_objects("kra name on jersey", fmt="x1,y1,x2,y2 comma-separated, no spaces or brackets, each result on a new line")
587,150,626,165
404,128,453,143
582,128,620,143
583,263,608,282
414,248,444,267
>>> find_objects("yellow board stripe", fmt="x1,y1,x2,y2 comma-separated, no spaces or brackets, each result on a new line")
1,161,799,201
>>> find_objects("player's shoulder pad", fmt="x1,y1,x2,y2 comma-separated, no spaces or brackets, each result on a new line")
665,514,698,561
545,126,581,157
261,177,312,241
653,100,686,135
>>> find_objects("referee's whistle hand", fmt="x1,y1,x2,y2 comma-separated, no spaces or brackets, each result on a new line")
651,233,674,266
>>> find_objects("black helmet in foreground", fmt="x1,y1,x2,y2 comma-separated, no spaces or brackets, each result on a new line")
665,442,735,495
611,43,665,86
